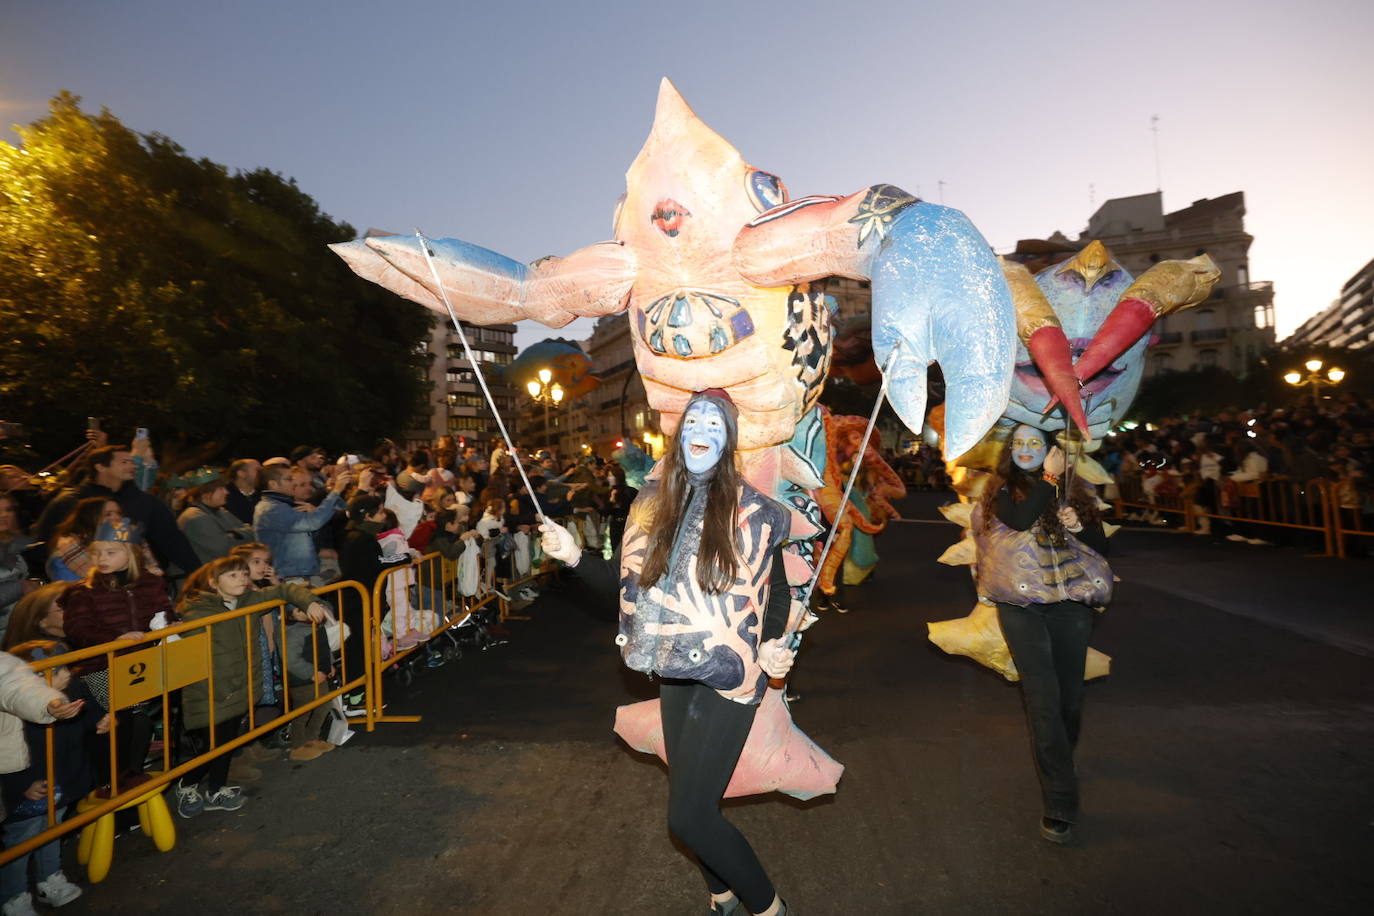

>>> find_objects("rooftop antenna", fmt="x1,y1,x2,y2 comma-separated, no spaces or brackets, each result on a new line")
1151,114,1162,194
937,179,946,205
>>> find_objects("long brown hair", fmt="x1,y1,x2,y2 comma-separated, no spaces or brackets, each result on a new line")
2,582,71,650
639,392,741,594
979,444,1101,544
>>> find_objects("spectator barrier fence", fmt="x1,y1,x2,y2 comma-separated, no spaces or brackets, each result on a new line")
1113,476,1341,556
0,579,373,870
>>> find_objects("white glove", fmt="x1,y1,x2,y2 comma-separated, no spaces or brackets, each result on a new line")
538,517,582,566
757,637,796,679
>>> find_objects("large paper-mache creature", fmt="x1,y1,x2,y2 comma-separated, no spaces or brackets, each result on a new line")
813,407,907,594
331,79,1072,795
928,243,1219,680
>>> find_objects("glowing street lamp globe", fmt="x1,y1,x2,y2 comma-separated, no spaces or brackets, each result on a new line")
1304,358,1323,373
1283,371,1302,386
1327,367,1345,383
551,384,564,403
537,368,553,384
526,380,542,397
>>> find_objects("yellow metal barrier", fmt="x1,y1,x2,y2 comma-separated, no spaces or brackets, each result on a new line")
1113,476,1339,556
0,579,373,869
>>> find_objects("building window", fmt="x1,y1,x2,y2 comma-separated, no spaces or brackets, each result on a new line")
633,410,646,430
1199,349,1218,369
1152,352,1173,375
1195,309,1215,330
446,369,477,384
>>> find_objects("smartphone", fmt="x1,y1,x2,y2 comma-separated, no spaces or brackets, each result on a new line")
87,417,101,432
135,427,150,440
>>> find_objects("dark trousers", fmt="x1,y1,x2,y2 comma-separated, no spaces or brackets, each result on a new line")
179,716,245,793
659,680,774,912
997,600,1093,823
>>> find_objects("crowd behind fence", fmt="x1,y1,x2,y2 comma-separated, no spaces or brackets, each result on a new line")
0,545,556,872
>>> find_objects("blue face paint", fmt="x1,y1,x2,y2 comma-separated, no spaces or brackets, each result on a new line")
1010,424,1048,471
680,401,728,474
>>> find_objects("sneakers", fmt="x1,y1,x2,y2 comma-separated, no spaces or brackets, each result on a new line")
343,692,369,718
2,893,38,916
202,785,246,812
1040,816,1073,844
1226,534,1248,542
174,782,204,819
35,872,83,908
1245,537,1272,546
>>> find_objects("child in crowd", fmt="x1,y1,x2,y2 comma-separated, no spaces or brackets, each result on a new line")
281,605,336,762
58,519,171,788
0,644,107,915
173,555,331,818
1,585,70,652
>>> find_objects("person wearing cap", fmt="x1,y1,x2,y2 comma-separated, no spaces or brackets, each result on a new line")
58,517,172,785
290,446,328,505
539,390,795,916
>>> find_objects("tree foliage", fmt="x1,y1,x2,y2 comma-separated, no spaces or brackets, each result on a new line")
0,93,431,466
1128,343,1374,422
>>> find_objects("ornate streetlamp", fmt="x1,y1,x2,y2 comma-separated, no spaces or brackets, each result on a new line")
1283,358,1344,405
526,368,564,453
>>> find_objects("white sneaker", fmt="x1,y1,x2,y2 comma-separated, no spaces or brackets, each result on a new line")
1245,538,1272,546
1226,534,1247,542
202,785,246,811
2,893,38,916
35,872,83,908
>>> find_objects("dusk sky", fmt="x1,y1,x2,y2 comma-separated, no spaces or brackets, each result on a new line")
4,0,1371,349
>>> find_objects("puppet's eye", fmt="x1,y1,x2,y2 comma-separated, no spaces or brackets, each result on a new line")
745,171,788,212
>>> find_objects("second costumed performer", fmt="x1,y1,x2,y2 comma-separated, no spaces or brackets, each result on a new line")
540,389,795,916
975,425,1113,845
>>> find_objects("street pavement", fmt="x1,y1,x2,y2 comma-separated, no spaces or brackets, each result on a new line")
68,493,1373,915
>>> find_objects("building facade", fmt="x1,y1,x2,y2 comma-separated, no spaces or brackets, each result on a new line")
1285,256,1374,351
405,317,520,452
1074,191,1276,377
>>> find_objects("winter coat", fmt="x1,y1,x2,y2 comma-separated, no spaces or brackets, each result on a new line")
178,502,255,566
0,534,31,621
1,676,101,818
60,571,174,674
0,653,61,778
253,490,343,579
178,582,316,730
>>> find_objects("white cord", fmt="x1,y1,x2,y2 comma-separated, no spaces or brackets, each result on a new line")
413,230,545,520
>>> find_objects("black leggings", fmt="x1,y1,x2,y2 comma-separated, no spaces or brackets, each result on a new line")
660,680,775,911
179,716,245,792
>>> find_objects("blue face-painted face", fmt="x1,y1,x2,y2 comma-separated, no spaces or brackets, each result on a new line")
1011,424,1048,471
680,400,728,474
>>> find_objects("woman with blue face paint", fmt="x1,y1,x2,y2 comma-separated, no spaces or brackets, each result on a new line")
975,423,1113,846
540,389,795,916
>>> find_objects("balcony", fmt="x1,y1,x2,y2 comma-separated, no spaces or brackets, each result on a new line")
1191,328,1229,343
1154,331,1183,346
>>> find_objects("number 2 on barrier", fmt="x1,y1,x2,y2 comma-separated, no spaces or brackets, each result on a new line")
108,646,162,709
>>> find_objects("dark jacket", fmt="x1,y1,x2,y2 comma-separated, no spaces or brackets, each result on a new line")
338,521,386,596
36,481,200,576
1,676,101,819
283,620,331,688
178,582,316,729
224,487,261,526
60,571,174,674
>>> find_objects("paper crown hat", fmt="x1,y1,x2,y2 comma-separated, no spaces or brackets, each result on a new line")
94,517,144,545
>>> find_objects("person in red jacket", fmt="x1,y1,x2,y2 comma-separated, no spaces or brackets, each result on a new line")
58,518,173,787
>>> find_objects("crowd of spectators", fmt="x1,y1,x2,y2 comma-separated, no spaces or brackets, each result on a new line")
0,427,637,915
1095,392,1373,548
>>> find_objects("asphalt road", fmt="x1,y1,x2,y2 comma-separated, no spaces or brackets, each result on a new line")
65,494,1374,915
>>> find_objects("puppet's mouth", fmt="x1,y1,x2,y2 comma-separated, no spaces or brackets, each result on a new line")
651,199,689,237
1016,337,1126,399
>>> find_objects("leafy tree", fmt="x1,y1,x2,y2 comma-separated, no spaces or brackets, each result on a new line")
0,93,431,467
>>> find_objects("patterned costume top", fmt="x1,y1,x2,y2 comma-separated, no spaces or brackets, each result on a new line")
970,503,1113,610
618,478,789,704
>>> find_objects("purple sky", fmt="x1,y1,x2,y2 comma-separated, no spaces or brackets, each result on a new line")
4,0,1371,348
